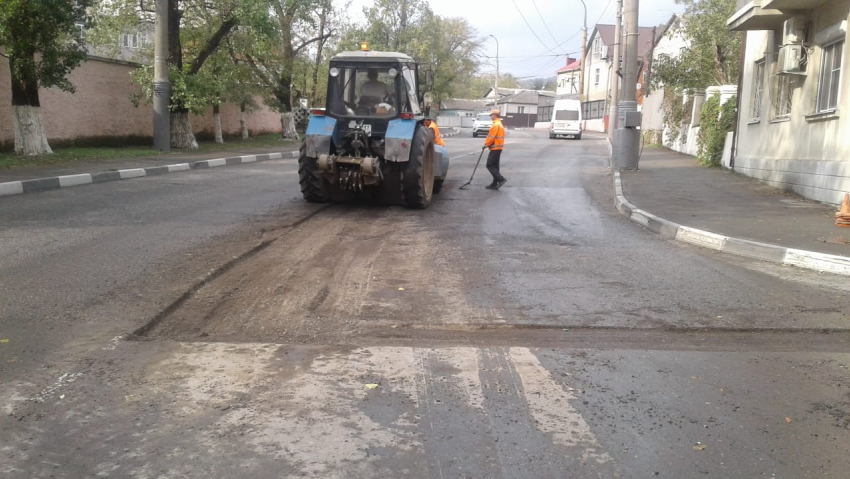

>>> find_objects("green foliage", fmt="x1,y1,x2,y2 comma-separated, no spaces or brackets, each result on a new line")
652,0,740,135
0,0,89,93
662,89,692,146
342,0,483,102
696,94,736,167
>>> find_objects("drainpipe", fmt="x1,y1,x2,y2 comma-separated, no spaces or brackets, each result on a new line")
730,31,747,169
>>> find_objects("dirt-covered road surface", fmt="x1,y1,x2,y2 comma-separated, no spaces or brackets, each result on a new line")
3,129,850,478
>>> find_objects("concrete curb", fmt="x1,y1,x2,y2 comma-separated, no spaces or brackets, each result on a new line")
0,150,300,199
442,127,461,139
613,171,850,277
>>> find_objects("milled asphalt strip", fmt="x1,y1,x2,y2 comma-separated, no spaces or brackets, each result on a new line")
613,171,850,277
0,150,300,199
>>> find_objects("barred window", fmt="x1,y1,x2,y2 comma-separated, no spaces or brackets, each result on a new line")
774,74,792,118
817,40,843,112
581,100,606,120
752,60,764,120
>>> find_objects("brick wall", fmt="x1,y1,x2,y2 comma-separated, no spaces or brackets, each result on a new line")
0,56,282,149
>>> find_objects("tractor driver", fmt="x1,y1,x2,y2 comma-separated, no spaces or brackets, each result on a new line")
360,69,390,105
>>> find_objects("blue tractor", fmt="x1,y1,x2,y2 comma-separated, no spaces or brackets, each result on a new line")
300,47,449,209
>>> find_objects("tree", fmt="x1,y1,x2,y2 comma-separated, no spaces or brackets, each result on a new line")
92,0,263,148
236,0,334,140
651,0,740,91
0,0,89,155
344,1,482,102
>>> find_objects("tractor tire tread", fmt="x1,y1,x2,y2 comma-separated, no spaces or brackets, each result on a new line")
298,144,329,203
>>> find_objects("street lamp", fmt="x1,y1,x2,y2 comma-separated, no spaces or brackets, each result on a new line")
489,34,499,111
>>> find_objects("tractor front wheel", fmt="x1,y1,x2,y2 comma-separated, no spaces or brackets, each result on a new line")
401,126,435,209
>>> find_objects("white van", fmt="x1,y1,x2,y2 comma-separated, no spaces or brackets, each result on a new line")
550,99,582,140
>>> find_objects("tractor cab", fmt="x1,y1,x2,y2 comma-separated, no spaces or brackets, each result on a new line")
325,49,424,140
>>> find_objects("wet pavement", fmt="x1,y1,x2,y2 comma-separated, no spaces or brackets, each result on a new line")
2,129,850,478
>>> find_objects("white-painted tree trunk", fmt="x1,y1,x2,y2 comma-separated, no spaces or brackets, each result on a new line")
280,112,299,141
240,109,250,140
13,106,53,156
214,110,224,144
171,111,199,149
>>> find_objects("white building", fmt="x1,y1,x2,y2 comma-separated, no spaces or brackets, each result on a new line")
642,15,690,132
555,58,581,96
728,0,849,204
581,24,658,132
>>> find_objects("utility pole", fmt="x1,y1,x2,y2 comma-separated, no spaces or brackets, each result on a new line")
153,0,170,152
490,34,499,111
614,0,641,170
608,0,622,142
578,0,587,101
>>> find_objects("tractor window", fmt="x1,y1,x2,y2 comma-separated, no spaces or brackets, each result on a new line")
401,66,421,115
327,66,398,118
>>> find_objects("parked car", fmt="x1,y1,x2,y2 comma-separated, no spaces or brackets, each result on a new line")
549,99,582,139
472,113,493,138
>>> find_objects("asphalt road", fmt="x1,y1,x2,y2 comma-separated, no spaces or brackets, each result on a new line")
2,128,850,478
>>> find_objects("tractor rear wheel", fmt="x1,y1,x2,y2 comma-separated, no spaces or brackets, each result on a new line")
433,179,444,194
401,126,435,209
298,144,329,203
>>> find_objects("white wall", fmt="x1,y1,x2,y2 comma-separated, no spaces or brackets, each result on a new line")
556,70,580,95
733,2,850,205
642,20,690,131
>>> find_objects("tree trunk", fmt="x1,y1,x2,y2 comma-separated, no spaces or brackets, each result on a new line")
309,4,329,106
13,106,53,156
171,110,198,149
280,112,299,141
10,56,52,156
213,104,224,143
240,103,250,139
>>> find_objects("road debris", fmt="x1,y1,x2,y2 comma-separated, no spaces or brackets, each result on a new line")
364,383,379,390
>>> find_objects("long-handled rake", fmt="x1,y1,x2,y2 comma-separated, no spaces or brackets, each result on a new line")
459,149,486,190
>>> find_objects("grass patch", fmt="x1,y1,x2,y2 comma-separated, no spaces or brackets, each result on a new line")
0,147,163,170
0,134,301,170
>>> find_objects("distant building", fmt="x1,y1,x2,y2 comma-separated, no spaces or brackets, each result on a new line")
641,15,689,133
437,99,488,128
581,23,659,132
555,58,581,96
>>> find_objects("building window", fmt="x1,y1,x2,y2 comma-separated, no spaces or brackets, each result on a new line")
817,40,843,113
774,74,793,118
752,60,764,119
594,68,600,85
581,100,606,120
518,106,525,114
75,22,85,40
122,33,139,49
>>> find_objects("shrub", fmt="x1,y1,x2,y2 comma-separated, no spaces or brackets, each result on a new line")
697,94,736,167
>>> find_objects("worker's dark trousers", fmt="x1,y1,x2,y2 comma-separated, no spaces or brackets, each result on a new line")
486,149,505,184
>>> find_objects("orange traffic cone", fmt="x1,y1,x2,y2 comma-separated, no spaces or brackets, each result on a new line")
836,193,850,227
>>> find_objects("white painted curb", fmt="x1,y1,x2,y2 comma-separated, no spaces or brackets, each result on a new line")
612,171,850,277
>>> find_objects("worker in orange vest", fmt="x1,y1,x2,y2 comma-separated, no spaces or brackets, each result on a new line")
423,116,444,147
482,108,506,190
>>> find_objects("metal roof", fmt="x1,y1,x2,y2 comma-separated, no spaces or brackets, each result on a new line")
331,51,415,62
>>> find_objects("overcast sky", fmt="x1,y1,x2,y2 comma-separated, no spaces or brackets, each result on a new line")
341,0,684,78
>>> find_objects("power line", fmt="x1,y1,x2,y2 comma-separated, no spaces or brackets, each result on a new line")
510,0,553,52
530,0,566,54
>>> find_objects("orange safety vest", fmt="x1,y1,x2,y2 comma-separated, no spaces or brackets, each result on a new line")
484,118,505,150
427,121,445,147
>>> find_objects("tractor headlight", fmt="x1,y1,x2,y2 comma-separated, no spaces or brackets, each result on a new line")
329,67,339,77
387,68,398,78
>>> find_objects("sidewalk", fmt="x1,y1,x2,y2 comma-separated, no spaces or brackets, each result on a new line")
620,147,849,259
0,144,300,184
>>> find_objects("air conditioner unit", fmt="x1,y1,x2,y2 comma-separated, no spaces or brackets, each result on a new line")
778,44,804,74
783,17,807,45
